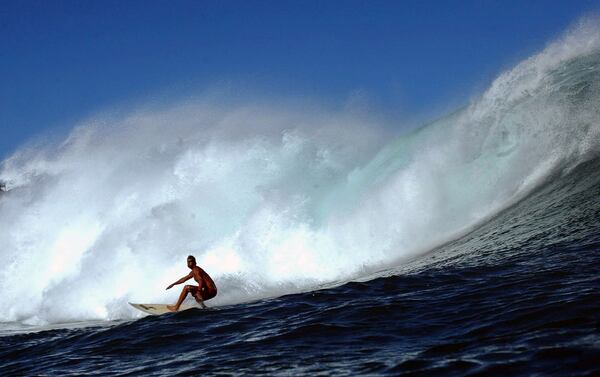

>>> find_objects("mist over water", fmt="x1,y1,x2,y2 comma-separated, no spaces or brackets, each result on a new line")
1,20,600,327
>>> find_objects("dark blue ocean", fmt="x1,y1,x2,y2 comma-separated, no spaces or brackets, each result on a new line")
2,22,600,377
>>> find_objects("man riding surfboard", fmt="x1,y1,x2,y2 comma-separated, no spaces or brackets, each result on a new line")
166,255,217,311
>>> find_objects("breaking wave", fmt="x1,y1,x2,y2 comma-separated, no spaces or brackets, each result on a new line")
1,19,599,325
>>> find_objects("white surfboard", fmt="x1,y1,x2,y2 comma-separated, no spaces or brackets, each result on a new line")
129,302,201,315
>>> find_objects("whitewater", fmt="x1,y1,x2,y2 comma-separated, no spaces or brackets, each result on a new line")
1,18,599,333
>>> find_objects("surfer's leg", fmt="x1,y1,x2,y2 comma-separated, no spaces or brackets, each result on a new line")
203,287,217,301
167,285,194,312
197,286,217,304
192,287,207,308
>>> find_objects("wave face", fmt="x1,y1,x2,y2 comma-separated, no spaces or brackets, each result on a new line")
1,21,600,326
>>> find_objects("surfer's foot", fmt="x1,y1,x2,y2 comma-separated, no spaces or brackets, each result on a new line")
167,305,178,312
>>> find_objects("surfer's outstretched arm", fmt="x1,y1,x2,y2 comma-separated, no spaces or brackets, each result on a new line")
166,272,193,290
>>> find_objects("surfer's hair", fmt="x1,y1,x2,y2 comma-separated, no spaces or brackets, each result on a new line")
187,255,196,264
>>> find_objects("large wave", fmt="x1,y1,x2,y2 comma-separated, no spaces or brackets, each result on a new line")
1,19,600,325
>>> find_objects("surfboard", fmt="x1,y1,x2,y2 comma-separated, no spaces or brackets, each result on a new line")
129,302,200,315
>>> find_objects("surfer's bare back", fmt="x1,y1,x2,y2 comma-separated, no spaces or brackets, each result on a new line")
166,255,217,312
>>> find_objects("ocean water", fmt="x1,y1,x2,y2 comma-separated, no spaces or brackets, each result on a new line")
1,21,600,376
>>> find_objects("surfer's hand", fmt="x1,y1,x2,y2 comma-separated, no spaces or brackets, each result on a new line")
166,284,174,290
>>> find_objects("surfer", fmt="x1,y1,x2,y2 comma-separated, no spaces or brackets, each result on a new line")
166,255,217,312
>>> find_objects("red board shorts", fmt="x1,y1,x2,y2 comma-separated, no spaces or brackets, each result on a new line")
191,285,217,301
